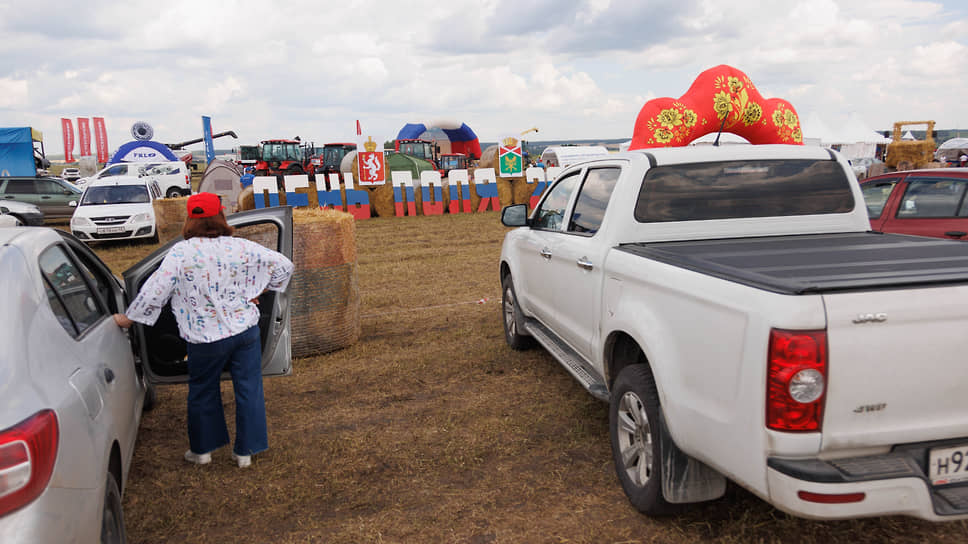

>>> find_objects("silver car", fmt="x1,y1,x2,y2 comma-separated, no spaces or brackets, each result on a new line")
0,207,293,543
0,200,44,225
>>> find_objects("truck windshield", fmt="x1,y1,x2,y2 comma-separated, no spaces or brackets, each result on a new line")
635,159,854,222
81,185,150,205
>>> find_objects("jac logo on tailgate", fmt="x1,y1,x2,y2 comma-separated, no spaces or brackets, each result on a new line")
852,313,887,324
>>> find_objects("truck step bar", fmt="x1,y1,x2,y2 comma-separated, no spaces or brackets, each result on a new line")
523,318,609,401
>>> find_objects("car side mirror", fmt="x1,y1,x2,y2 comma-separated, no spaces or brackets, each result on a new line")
69,201,77,207
501,204,529,227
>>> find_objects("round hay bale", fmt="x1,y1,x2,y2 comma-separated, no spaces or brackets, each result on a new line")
152,197,188,243
289,208,361,357
350,155,395,217
478,145,498,169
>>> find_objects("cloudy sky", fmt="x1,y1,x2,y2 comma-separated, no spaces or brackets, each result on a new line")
1,0,966,157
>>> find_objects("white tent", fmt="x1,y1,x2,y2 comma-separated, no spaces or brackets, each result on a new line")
800,111,889,159
902,131,916,140
800,111,834,146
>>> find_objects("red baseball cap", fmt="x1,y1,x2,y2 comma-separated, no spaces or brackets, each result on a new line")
186,192,224,218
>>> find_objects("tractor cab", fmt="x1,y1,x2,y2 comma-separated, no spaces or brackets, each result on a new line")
316,143,357,177
255,139,308,176
395,139,439,166
438,153,470,177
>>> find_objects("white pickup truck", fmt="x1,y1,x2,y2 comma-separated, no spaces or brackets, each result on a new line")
499,144,968,521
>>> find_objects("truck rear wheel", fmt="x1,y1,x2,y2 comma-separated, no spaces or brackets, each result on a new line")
501,274,533,350
609,364,676,515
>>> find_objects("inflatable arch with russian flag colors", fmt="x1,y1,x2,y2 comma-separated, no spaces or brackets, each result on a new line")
629,64,802,149
396,120,482,159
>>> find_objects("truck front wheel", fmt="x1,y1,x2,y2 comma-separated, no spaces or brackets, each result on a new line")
609,364,675,515
501,274,533,350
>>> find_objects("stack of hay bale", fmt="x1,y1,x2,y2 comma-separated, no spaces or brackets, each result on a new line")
288,208,361,357
152,196,188,243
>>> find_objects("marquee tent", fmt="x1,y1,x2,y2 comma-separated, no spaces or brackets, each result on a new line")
936,137,968,163
799,111,890,159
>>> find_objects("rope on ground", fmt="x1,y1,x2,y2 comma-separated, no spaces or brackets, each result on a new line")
361,296,496,319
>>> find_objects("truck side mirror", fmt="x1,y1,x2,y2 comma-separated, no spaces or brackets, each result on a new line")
501,204,529,227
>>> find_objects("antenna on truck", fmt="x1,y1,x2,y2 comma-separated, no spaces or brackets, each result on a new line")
712,106,731,147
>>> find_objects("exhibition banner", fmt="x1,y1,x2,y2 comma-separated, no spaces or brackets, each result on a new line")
202,116,215,163
61,118,75,163
77,117,92,156
93,117,109,163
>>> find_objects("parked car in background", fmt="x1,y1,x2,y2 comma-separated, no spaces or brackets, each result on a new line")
142,161,192,198
848,157,883,180
860,168,968,240
0,200,44,226
0,176,82,219
0,207,293,542
61,167,81,182
77,161,191,198
70,177,161,244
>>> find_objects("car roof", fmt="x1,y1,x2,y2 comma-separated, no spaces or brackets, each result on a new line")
864,167,968,181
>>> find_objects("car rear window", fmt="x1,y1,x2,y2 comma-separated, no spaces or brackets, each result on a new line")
634,159,854,222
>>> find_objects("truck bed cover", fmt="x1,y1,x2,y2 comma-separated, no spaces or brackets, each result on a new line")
619,232,968,295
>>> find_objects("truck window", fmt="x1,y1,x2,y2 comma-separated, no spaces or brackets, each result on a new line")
534,172,580,231
896,178,968,218
634,159,854,222
861,179,899,219
568,167,620,235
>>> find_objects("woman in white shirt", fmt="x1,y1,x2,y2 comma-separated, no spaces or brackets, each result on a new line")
114,192,294,468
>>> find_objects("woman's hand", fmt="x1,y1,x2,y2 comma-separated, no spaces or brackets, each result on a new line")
113,313,134,329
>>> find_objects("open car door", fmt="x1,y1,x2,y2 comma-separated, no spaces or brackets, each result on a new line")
122,207,294,385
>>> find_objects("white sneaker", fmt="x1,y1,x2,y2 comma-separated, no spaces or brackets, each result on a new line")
184,450,211,465
232,453,251,468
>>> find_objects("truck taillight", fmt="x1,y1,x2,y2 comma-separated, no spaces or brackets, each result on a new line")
766,329,827,432
0,410,58,517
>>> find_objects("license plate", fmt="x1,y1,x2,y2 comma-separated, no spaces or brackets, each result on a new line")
97,226,125,234
929,444,968,485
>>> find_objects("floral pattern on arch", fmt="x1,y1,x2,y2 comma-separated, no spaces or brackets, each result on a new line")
629,65,803,149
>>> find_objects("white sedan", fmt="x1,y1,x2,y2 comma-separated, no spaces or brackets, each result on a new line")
0,206,293,543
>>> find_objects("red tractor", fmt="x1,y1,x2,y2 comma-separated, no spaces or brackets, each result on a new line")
437,153,471,177
253,138,314,177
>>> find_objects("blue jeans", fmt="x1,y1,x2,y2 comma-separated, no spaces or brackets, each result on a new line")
185,326,268,456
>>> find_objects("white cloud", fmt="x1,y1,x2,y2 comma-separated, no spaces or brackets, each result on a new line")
2,0,966,155
0,78,29,108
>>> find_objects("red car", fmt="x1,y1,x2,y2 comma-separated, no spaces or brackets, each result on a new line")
860,168,968,240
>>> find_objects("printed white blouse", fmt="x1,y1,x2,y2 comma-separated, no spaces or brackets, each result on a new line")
125,236,294,344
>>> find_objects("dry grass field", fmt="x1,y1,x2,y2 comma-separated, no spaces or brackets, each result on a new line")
87,211,968,543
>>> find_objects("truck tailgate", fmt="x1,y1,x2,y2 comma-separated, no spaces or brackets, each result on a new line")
822,285,968,450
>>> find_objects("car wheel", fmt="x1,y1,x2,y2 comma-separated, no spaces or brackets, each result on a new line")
143,383,157,412
501,274,534,350
165,187,182,199
100,472,127,544
609,364,676,516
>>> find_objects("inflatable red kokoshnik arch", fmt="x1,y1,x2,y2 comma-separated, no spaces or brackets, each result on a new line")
628,64,803,150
